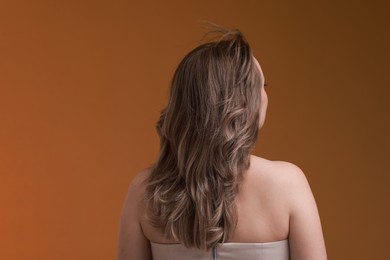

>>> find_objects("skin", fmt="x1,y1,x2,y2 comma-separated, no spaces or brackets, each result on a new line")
254,57,268,130
117,58,327,260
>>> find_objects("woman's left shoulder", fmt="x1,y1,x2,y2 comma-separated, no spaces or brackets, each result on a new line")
130,167,153,189
117,167,154,260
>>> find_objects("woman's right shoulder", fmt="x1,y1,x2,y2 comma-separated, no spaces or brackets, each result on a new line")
249,154,307,187
250,155,327,259
249,155,312,209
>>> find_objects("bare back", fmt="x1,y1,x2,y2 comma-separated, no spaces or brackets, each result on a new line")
141,155,292,244
119,154,327,259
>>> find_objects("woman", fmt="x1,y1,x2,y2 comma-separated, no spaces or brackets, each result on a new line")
117,27,327,260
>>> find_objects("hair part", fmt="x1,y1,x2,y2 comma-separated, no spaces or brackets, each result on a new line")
145,26,262,251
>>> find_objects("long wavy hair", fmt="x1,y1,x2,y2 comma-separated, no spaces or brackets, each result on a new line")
145,27,263,251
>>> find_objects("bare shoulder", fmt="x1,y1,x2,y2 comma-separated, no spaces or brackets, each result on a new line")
249,154,308,189
234,155,310,242
129,167,153,189
121,167,153,221
248,155,314,213
249,156,327,259
121,167,153,216
117,167,154,260
124,168,152,220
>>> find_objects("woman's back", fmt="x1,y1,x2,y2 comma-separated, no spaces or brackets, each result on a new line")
141,155,292,259
119,154,326,259
141,155,291,244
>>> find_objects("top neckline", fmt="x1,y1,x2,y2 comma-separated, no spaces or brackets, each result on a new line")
150,239,288,246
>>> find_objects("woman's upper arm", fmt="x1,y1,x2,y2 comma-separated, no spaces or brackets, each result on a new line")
117,171,152,260
286,164,327,260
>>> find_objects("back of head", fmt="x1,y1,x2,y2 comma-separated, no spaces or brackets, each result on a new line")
145,26,262,251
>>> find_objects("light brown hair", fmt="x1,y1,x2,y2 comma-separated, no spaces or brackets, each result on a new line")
145,27,263,250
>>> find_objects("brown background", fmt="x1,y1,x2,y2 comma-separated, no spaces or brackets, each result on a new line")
0,0,389,259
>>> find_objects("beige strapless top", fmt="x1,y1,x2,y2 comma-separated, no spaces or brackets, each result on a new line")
150,239,289,260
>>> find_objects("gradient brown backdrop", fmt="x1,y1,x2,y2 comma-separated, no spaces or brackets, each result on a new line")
1,0,389,259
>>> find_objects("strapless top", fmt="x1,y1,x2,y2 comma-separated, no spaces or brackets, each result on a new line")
150,239,289,260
